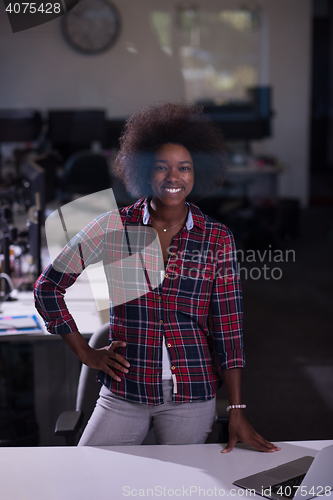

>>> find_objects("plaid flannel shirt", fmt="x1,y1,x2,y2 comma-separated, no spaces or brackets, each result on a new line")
34,197,244,405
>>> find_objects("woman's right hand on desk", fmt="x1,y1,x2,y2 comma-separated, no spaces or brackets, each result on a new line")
60,331,130,382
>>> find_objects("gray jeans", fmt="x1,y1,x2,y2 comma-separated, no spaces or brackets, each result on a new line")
78,379,216,446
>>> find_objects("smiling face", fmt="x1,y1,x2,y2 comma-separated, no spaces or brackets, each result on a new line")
150,143,194,208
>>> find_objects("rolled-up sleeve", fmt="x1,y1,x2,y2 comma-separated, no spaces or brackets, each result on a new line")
34,213,107,334
34,265,81,334
210,228,245,370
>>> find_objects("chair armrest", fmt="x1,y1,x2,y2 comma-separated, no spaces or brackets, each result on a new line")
216,399,229,422
215,399,230,444
55,410,84,438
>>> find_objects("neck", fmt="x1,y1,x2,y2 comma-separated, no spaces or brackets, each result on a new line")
149,198,188,225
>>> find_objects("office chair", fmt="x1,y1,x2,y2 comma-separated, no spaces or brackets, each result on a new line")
58,151,111,201
55,322,110,446
55,323,229,446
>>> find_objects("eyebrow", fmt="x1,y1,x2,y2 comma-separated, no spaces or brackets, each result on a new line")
154,159,193,164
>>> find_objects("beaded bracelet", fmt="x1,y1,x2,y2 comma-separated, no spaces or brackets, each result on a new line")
226,404,246,412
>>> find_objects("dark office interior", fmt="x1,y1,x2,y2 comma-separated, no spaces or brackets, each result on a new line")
0,0,332,450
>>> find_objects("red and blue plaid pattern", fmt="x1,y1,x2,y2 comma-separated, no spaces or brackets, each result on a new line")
34,198,244,405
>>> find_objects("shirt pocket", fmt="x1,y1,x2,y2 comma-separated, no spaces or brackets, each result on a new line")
178,260,215,296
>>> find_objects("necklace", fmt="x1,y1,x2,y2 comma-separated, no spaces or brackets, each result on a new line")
150,214,187,232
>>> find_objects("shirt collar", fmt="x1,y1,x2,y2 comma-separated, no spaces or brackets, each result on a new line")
126,197,206,231
142,199,193,230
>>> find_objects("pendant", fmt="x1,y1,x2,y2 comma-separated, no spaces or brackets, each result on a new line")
163,229,166,232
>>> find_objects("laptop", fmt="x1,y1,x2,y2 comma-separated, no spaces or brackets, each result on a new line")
233,444,333,500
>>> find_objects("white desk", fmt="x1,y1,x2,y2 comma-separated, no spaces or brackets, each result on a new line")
1,441,331,500
0,272,108,339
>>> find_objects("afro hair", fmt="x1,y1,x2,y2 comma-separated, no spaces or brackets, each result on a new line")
114,102,228,200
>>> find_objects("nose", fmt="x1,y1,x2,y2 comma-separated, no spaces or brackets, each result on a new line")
165,166,179,183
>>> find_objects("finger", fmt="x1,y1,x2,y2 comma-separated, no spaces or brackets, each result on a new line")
250,435,281,452
102,364,122,382
255,434,281,452
221,437,237,453
107,342,130,369
247,438,274,452
108,341,126,350
107,351,130,369
265,442,281,452
106,357,130,373
260,439,281,451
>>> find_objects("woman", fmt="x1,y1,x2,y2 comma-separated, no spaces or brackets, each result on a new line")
34,102,280,452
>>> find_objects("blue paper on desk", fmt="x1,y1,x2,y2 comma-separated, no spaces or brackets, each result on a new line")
0,315,43,334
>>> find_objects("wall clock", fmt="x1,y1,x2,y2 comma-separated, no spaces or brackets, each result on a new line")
62,0,121,55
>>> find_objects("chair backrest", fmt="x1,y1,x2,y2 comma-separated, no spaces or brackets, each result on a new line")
75,323,110,431
62,151,111,196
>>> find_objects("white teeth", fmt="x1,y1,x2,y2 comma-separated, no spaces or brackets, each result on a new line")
165,188,182,193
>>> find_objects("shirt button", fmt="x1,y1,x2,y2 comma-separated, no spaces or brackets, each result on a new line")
159,319,163,324
167,343,171,348
170,252,175,256
158,296,162,301
164,273,169,278
171,366,176,370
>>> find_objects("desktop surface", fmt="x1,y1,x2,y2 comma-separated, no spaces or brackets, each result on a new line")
1,441,331,500
0,283,105,341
